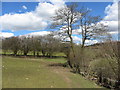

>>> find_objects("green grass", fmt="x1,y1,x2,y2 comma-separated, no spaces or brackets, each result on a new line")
54,52,66,57
2,56,104,88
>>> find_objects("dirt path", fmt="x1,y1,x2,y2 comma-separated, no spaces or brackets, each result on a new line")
44,61,100,88
51,66,72,87
45,62,73,87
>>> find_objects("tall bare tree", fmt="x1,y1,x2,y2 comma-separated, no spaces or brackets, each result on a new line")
51,4,80,67
79,7,108,48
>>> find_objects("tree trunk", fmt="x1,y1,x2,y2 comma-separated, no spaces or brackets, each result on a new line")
33,50,36,57
37,52,39,57
69,36,76,58
98,71,102,84
4,51,6,55
69,35,76,68
79,47,85,73
24,51,28,56
14,50,17,56
81,36,86,48
67,53,73,68
42,50,45,56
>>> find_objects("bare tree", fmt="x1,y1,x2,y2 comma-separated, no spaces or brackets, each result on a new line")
30,36,41,56
20,36,31,56
51,3,80,67
8,37,20,55
79,7,108,48
2,38,10,55
72,7,109,74
41,34,61,57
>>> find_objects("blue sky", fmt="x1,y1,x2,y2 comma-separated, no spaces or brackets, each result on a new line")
2,2,112,16
2,2,38,15
1,2,113,36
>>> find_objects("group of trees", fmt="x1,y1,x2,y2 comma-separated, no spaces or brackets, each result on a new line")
2,35,65,57
52,3,108,70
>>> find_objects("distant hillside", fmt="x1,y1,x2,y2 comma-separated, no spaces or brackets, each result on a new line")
86,41,120,49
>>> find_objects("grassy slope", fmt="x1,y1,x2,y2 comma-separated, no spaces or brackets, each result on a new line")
2,56,103,88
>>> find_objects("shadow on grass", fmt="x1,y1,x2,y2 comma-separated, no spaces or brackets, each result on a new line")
48,62,68,68
1,54,67,59
48,63,64,67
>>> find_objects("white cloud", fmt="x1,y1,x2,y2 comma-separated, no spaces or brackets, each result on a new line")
22,5,27,10
50,0,65,7
1,13,48,31
72,36,81,42
85,40,98,46
100,20,118,32
0,0,65,31
104,2,118,21
25,31,51,36
65,35,81,43
73,29,82,35
102,2,118,36
66,35,98,45
0,32,14,38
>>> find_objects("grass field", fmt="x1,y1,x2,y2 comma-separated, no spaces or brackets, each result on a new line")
2,56,104,88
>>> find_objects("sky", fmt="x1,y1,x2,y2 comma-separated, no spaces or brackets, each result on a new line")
0,0,118,45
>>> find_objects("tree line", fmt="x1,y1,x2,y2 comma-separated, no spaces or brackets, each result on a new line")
2,34,68,57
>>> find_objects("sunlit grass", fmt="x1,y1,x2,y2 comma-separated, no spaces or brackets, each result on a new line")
2,56,103,88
